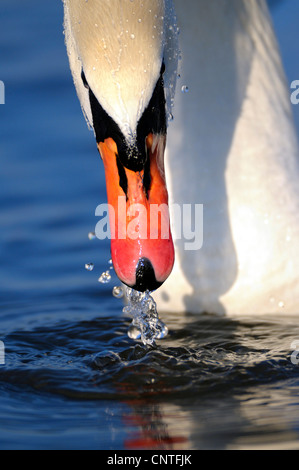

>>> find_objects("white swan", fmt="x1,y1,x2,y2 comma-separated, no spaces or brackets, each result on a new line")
63,0,299,315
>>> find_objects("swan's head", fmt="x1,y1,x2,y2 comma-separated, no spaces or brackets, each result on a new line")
64,0,178,292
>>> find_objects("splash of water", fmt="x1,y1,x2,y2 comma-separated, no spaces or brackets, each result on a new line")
123,287,169,347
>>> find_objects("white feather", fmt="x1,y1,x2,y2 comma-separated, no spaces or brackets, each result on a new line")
155,0,299,315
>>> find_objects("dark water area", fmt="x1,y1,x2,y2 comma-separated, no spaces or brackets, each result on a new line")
1,0,299,450
2,306,299,450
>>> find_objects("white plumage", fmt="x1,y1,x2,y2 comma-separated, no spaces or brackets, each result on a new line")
64,0,178,143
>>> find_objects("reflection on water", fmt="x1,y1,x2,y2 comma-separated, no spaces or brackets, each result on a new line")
1,303,299,449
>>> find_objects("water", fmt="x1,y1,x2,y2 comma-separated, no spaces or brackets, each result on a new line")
85,263,94,272
1,0,299,450
97,263,169,346
124,288,169,346
2,309,299,450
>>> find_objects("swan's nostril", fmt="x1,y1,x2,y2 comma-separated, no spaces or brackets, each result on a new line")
133,258,163,293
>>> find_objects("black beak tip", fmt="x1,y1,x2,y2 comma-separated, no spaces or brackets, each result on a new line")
131,257,163,293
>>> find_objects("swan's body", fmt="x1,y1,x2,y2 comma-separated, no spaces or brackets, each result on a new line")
64,0,299,315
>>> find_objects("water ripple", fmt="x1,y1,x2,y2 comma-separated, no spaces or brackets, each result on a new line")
1,312,299,405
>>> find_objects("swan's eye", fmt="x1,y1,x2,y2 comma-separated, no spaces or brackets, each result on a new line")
81,70,89,89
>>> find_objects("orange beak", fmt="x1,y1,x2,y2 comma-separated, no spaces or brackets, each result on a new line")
98,134,174,292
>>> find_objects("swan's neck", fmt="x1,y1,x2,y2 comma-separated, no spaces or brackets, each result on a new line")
156,0,299,314
64,0,177,143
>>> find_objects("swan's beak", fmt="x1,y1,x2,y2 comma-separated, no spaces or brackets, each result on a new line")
98,134,174,292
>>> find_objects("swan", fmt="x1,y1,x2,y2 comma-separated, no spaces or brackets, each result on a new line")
63,0,299,315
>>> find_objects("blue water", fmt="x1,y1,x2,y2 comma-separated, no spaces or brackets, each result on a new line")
1,0,299,450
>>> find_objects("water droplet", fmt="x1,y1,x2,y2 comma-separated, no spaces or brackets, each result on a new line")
181,85,189,93
85,263,94,272
88,232,96,240
108,259,114,270
98,270,112,284
127,324,141,340
112,286,124,299
130,34,135,39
